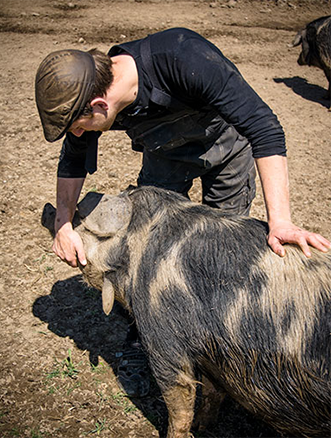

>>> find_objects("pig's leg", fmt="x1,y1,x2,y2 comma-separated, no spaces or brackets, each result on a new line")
163,381,196,438
193,375,225,432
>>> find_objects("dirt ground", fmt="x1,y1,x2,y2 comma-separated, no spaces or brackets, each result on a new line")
0,0,331,437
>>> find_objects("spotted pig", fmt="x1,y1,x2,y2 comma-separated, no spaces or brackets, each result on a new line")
42,186,331,438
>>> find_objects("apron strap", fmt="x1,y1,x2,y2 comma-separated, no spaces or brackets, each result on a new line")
140,36,191,112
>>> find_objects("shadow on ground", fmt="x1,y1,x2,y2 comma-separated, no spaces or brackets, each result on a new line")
274,76,330,108
33,275,280,438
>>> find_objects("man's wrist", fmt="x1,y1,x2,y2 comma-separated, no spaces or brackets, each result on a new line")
268,217,291,227
55,218,73,234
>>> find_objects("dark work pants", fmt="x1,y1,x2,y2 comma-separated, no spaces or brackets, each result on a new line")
137,130,256,216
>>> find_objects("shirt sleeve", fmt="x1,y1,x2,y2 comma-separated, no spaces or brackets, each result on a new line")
57,131,102,178
170,35,286,158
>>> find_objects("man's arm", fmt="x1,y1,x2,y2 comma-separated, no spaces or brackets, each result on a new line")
54,131,101,267
53,177,87,267
170,36,329,256
255,155,331,257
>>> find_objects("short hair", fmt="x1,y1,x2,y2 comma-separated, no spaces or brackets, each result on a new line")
88,48,114,100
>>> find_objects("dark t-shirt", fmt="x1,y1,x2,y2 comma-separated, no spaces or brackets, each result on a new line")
58,28,286,178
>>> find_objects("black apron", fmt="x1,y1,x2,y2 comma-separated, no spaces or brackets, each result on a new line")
117,36,240,168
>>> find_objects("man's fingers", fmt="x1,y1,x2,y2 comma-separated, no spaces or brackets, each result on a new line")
76,247,87,266
52,229,86,268
67,258,78,268
72,233,86,266
293,231,330,257
268,227,331,259
53,243,78,267
307,233,331,252
269,233,312,258
295,236,312,258
267,236,286,258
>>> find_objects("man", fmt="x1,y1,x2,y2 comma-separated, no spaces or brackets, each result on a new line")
35,28,330,396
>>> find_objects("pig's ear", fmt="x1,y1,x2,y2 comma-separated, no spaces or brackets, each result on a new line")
292,30,305,47
102,275,114,315
41,203,56,235
82,195,132,237
292,32,302,46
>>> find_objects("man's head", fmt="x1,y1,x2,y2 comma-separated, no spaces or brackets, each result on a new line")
35,48,113,142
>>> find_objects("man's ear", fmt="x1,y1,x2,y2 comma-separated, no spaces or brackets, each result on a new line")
90,97,109,111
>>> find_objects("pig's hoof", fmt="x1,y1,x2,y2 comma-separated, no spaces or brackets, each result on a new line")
117,344,150,397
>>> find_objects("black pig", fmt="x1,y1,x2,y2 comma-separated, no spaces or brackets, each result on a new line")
42,186,331,438
292,15,331,97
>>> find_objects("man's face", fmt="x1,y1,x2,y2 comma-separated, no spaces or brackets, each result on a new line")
68,103,117,137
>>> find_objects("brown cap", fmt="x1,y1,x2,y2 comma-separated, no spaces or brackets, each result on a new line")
35,49,96,142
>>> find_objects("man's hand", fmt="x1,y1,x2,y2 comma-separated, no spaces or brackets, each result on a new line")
53,177,86,267
268,219,331,258
53,222,87,268
255,155,330,258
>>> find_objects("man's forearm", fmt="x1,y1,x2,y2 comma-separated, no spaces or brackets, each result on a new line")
55,177,85,232
255,155,291,226
255,154,330,257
